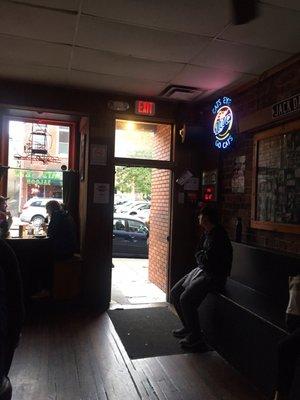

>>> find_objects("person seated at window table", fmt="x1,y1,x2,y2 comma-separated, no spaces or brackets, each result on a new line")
170,205,233,349
0,196,12,239
45,200,77,261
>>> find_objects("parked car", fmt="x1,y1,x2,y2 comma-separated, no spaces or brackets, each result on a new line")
116,201,150,215
20,197,63,225
113,214,149,258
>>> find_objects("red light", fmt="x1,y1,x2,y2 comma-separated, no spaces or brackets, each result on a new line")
203,185,215,202
135,101,155,116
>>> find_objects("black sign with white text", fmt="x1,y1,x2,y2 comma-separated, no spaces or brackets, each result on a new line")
272,93,300,118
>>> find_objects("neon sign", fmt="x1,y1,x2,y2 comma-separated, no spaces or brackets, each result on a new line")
212,96,234,150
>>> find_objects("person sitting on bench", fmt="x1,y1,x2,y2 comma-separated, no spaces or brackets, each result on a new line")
170,205,233,349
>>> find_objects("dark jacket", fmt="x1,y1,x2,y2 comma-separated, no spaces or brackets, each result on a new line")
195,225,233,283
0,239,25,378
47,210,76,260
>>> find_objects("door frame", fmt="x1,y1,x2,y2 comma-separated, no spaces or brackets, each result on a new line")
112,115,176,300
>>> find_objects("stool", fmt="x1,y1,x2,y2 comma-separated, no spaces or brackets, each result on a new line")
53,254,82,300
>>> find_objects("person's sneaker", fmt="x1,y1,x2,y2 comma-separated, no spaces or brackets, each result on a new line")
179,333,207,350
172,327,190,338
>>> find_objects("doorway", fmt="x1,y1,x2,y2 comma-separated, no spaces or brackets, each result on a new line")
111,119,173,307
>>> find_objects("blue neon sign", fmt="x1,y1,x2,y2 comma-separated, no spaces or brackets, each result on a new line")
212,97,234,150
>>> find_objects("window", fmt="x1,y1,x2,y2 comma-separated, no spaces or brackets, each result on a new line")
251,120,300,234
113,219,126,231
127,219,148,234
58,126,70,156
5,120,71,232
115,119,172,161
30,201,42,207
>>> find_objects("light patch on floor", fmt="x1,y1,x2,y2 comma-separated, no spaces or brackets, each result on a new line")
111,258,166,307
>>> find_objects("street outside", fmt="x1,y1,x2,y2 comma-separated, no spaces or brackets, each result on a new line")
111,258,166,307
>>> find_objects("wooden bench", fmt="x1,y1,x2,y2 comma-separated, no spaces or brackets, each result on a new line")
53,254,82,300
198,242,299,396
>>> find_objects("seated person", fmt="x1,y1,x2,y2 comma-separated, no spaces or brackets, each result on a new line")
170,205,233,349
0,239,25,399
45,201,77,261
0,197,12,239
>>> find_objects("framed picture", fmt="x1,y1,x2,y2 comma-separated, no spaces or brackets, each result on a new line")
251,119,300,234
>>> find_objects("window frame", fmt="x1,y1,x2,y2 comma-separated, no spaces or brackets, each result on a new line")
0,116,77,196
251,119,300,234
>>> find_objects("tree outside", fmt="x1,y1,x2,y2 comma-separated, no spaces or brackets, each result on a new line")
115,151,152,199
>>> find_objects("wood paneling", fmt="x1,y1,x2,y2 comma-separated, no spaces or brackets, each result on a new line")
10,308,265,400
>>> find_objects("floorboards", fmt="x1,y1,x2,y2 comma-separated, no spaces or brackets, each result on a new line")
9,307,265,400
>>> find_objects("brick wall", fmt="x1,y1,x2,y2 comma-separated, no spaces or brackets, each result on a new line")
148,125,171,291
218,59,300,255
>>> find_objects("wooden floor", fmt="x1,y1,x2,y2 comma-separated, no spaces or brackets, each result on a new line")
10,306,265,400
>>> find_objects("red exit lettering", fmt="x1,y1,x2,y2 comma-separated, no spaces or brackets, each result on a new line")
135,101,155,116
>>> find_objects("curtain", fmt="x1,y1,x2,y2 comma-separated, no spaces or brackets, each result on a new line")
63,171,79,221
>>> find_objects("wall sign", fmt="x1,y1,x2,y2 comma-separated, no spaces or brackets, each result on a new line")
90,144,107,166
272,93,300,118
202,169,218,202
212,96,234,150
135,100,155,116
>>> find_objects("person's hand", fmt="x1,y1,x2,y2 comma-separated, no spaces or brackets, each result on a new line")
41,222,48,232
6,211,12,218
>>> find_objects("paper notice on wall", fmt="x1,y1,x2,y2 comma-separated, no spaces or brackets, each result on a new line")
184,177,199,191
176,170,193,186
90,144,107,165
93,183,110,204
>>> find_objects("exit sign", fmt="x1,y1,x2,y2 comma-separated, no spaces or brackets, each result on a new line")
135,100,155,116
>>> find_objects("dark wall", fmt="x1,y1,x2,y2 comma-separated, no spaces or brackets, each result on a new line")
197,58,300,255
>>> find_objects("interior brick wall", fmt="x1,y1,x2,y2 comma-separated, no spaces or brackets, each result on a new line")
218,60,300,255
148,125,171,292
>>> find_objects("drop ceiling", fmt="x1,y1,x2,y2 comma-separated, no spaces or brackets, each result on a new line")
0,0,299,101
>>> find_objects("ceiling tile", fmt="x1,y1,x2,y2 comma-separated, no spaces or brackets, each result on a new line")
12,0,80,11
261,0,300,11
192,40,291,74
0,2,77,44
221,3,300,53
0,63,69,85
0,35,71,68
171,64,251,90
72,47,183,82
82,0,231,36
77,16,210,63
69,70,165,96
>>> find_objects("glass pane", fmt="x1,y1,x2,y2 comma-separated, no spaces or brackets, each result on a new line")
7,168,63,233
256,131,300,224
115,120,171,161
113,219,126,230
58,142,69,155
8,120,69,170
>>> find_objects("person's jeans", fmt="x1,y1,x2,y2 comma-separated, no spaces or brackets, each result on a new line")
170,271,215,336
